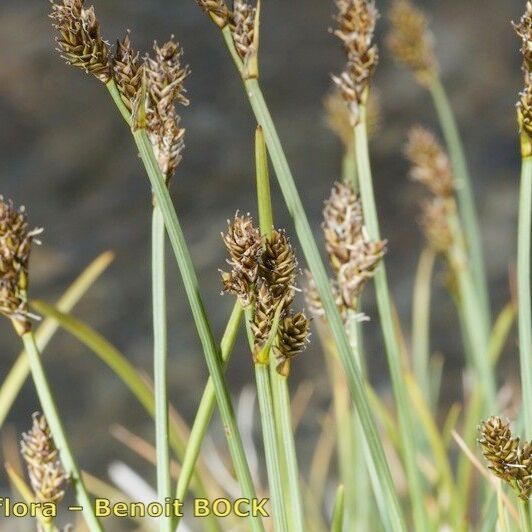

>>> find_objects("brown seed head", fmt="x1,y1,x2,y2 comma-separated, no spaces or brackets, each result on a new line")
259,230,297,305
251,280,275,353
304,270,346,322
332,0,379,125
275,312,311,376
21,413,68,505
387,0,438,86
195,0,232,28
222,213,262,283
220,269,253,307
514,2,532,72
322,182,385,310
113,32,143,112
479,416,532,500
233,0,257,61
142,39,190,180
419,197,453,254
405,126,455,197
50,0,111,83
0,198,41,332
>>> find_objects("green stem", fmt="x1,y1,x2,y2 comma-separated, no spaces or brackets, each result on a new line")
255,364,288,532
231,75,406,532
21,331,102,532
105,80,262,531
411,248,436,410
447,207,496,410
256,125,304,532
354,107,429,532
132,128,263,532
429,77,491,330
518,157,532,438
174,301,242,510
152,206,171,532
243,307,288,532
342,149,358,191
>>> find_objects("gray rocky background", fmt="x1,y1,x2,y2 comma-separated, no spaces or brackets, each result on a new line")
0,0,526,529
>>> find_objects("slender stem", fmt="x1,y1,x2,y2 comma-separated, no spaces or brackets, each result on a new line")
429,77,491,329
518,157,532,438
256,125,305,531
354,107,429,532
234,76,406,531
174,301,242,506
255,365,288,532
447,206,496,410
152,206,172,532
105,80,262,531
411,248,436,409
132,129,263,532
342,149,358,191
21,331,102,532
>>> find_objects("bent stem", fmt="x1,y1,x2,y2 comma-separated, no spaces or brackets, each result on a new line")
152,206,172,532
518,156,532,438
355,105,429,532
429,77,491,330
256,126,305,532
21,331,102,532
216,28,405,530
174,301,242,511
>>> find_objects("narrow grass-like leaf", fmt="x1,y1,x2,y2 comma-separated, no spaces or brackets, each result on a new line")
330,485,345,532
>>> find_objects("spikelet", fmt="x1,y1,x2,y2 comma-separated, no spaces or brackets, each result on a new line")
220,269,253,307
21,413,68,506
259,229,297,305
275,312,311,376
195,0,231,29
233,0,256,60
479,417,532,501
251,280,275,354
387,0,438,86
112,32,143,112
142,39,190,181
513,2,532,72
222,213,262,283
322,182,386,311
419,198,453,254
0,198,42,334
50,0,111,83
405,126,455,197
304,271,347,322
331,0,379,126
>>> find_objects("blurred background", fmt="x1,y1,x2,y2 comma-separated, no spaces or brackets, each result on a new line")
0,0,527,529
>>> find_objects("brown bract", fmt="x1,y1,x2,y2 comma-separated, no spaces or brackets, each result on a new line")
21,413,68,505
50,0,111,83
0,198,41,332
332,0,379,125
387,0,438,86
